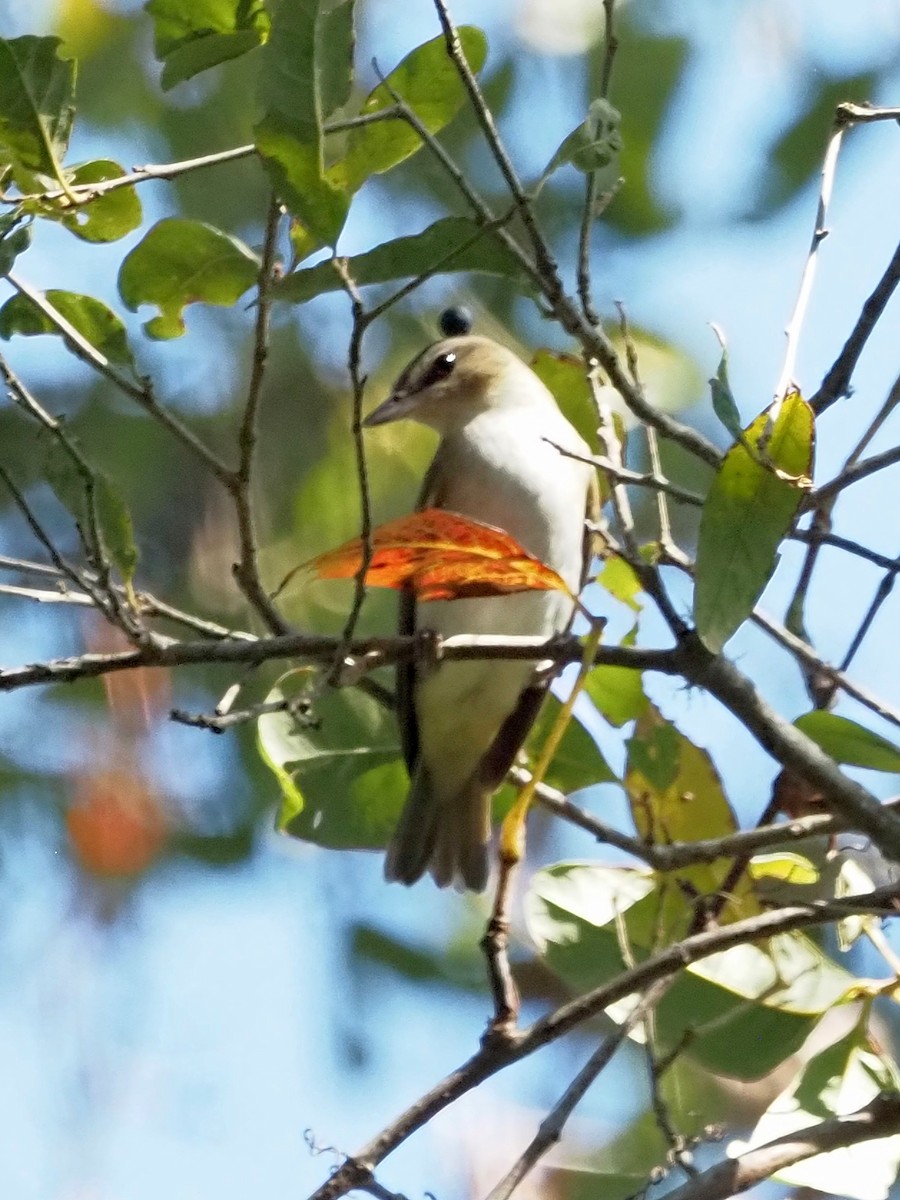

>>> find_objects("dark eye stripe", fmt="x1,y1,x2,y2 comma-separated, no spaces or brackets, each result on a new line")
420,351,456,388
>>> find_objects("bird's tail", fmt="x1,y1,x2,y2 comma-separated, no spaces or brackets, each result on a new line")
384,764,491,891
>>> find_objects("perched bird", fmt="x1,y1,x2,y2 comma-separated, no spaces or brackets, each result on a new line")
364,320,599,891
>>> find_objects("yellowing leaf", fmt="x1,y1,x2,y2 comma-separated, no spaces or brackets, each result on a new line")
626,704,748,911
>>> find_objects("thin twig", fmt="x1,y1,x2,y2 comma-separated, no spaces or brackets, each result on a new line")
329,260,375,675
384,9,721,469
432,0,563,292
599,0,619,99
0,461,114,621
662,1093,900,1200
1,111,400,207
815,442,900,504
811,235,900,414
228,194,290,634
0,352,140,635
773,122,843,401
4,272,234,486
484,979,671,1200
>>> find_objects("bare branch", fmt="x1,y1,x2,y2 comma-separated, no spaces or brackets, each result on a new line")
811,237,900,415
0,631,680,695
484,980,671,1200
774,123,843,402
662,1093,900,1200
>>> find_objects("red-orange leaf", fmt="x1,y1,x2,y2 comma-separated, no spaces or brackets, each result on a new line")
279,508,572,601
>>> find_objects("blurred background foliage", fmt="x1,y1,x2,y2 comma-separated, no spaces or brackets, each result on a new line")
1,1,900,1198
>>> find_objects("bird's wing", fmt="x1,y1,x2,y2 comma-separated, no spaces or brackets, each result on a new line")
396,449,449,774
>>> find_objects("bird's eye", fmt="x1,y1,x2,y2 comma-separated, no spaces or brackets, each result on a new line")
421,351,457,387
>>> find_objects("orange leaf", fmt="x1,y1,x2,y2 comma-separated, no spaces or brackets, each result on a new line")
279,509,572,601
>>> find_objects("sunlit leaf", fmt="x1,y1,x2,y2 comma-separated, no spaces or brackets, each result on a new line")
259,672,404,849
254,0,350,245
0,288,133,366
794,711,900,773
255,113,349,246
331,27,488,191
117,217,259,339
0,36,75,191
584,628,648,727
597,556,642,611
694,390,814,652
272,216,529,303
527,861,856,1079
732,1018,900,1200
145,0,270,90
56,159,142,242
284,508,572,602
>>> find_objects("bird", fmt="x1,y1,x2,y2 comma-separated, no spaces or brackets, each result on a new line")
363,313,599,891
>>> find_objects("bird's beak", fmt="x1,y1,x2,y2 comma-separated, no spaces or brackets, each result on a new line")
362,389,418,428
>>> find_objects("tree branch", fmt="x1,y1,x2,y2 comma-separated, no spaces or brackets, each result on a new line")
662,1093,900,1200
227,194,291,634
306,886,900,1200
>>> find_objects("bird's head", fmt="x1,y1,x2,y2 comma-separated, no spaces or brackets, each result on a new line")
363,336,553,435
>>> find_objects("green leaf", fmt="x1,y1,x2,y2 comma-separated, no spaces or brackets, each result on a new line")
254,0,350,246
0,219,31,275
708,330,743,442
598,27,686,237
117,217,259,339
258,674,405,849
56,160,142,243
541,98,621,185
41,436,139,584
754,71,878,217
597,556,642,612
255,114,349,246
95,474,139,584
527,861,855,1079
271,216,529,304
530,349,599,452
318,0,355,118
626,703,742,901
145,0,270,90
794,711,900,773
526,691,617,794
331,27,488,192
0,288,133,366
0,36,75,191
583,633,648,728
734,1019,900,1200
694,390,814,653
